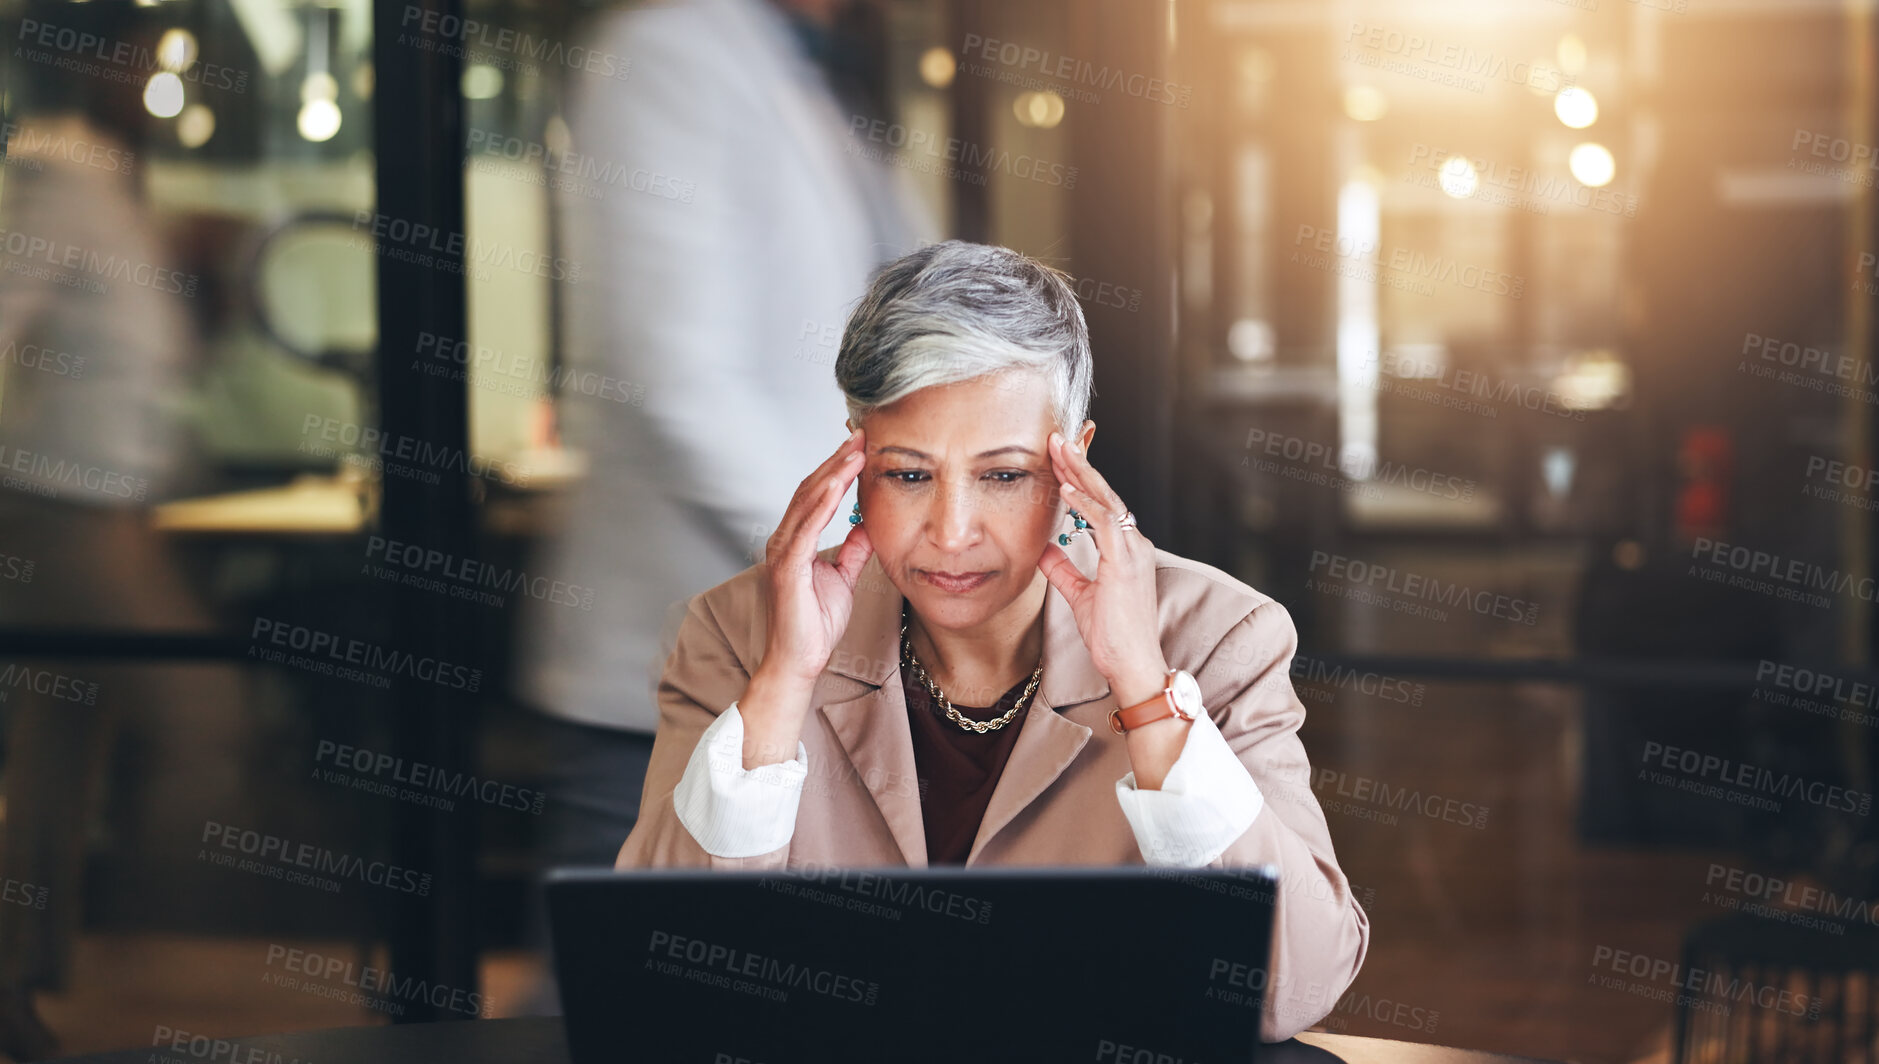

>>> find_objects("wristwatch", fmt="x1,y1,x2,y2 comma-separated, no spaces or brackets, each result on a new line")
1109,668,1203,734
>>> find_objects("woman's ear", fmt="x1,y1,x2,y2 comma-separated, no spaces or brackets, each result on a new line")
1076,419,1096,452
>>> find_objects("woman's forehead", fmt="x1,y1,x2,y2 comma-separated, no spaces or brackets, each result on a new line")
869,378,1053,436
883,371,1050,414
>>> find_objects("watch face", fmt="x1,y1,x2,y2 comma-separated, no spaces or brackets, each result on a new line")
1169,669,1203,716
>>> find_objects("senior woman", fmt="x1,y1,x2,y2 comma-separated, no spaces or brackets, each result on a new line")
614,240,1368,1040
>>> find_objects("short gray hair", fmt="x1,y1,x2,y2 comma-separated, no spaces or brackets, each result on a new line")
834,240,1093,435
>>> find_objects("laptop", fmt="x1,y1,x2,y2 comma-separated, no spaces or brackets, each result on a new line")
547,864,1278,1063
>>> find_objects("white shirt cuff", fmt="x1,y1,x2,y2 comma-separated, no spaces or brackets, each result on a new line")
1114,710,1265,867
672,702,808,858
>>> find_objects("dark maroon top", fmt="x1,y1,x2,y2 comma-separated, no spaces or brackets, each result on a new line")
901,667,1035,865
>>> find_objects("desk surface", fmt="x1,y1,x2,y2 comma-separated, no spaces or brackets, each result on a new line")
151,476,368,535
56,1016,1558,1064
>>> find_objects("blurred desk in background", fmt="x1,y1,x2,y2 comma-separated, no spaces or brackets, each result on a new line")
150,446,586,538
152,475,369,537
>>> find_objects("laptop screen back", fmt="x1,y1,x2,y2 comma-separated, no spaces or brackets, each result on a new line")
548,864,1277,1064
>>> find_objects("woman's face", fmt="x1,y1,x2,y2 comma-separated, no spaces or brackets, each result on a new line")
854,370,1093,632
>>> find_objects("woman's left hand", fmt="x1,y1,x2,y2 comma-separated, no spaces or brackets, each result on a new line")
1037,431,1172,709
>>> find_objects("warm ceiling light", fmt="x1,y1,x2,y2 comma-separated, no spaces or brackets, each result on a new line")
1554,86,1598,129
156,28,197,72
142,72,184,118
177,103,215,147
1013,90,1065,129
1569,143,1616,187
918,46,956,89
1438,156,1479,199
461,63,503,100
297,97,341,141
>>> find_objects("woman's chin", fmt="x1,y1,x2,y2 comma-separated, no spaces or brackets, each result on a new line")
900,579,1027,630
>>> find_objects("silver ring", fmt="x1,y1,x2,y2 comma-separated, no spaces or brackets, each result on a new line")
1116,510,1139,533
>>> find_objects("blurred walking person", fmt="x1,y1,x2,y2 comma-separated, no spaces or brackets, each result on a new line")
513,0,930,1010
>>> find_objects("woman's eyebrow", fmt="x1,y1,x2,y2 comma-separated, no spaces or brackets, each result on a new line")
873,444,1039,459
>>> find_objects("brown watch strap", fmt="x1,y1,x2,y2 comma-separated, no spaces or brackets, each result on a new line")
1108,682,1191,734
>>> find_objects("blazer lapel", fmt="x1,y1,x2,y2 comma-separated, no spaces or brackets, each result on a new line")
819,554,925,866
816,536,1112,868
966,534,1110,864
964,698,1091,865
818,681,927,868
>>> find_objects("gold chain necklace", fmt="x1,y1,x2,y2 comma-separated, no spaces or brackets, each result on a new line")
899,612,1043,735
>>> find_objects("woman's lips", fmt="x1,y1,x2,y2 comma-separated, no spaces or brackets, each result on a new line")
919,570,993,593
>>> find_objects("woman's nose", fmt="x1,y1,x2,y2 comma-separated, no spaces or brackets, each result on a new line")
927,484,981,551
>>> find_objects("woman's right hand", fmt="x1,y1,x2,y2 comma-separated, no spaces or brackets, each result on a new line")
742,429,874,757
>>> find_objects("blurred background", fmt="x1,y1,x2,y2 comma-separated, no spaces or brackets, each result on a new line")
1,0,1876,1060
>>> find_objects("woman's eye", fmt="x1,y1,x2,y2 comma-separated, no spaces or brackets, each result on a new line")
880,469,1028,485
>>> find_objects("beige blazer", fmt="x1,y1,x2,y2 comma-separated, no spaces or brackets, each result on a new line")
616,534,1370,1040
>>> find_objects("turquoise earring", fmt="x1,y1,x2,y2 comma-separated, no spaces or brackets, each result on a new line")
849,500,863,525
1057,508,1089,546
